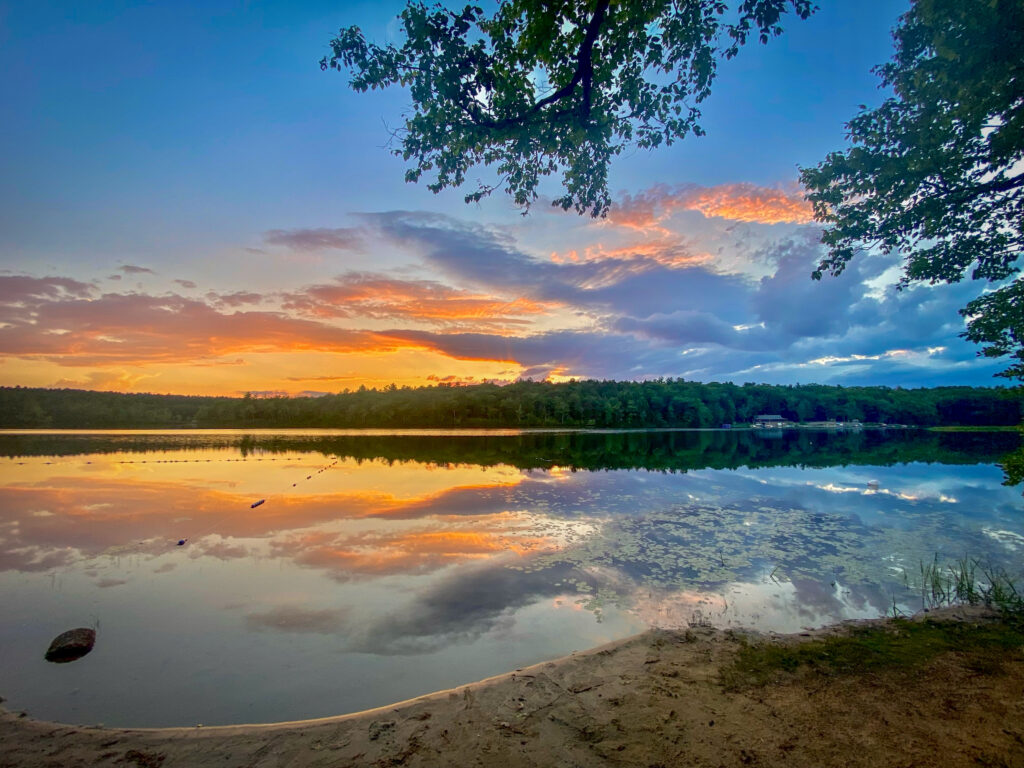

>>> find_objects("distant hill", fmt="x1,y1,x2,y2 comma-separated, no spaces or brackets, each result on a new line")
0,380,1019,430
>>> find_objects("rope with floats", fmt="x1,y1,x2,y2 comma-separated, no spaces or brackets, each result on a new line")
174,456,341,547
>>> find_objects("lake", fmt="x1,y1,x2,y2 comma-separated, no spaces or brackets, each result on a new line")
0,428,1020,727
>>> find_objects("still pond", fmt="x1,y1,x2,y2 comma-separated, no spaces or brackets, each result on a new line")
0,428,1020,726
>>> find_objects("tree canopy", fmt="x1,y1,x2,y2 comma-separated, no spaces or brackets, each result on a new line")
322,0,813,217
800,0,1024,379
2,381,1018,430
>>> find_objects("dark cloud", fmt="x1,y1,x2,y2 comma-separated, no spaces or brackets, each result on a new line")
381,328,683,381
207,290,263,307
174,279,197,289
344,558,578,655
96,577,128,588
356,211,1001,385
613,311,778,351
118,264,155,275
0,275,93,302
751,233,871,339
361,211,751,322
263,227,364,252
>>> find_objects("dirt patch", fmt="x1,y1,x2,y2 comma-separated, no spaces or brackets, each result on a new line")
2,607,1023,767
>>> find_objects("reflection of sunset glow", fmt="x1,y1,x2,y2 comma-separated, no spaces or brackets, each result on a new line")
0,450,551,580
270,522,560,579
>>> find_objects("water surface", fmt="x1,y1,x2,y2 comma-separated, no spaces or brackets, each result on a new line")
0,428,1020,726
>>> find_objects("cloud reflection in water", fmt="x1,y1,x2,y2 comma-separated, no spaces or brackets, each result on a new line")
1,434,1021,726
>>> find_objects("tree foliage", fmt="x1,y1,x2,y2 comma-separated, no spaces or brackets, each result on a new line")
2,381,1018,430
322,0,813,216
800,0,1024,379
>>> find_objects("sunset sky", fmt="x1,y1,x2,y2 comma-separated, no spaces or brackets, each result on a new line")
0,0,1006,396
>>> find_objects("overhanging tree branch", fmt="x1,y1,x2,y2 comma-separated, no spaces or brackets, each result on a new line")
324,0,814,217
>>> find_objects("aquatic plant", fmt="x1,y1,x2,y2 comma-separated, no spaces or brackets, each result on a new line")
913,555,1023,615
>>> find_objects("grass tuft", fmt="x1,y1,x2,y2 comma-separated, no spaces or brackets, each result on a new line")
724,557,1024,690
914,556,1024,616
722,618,1024,690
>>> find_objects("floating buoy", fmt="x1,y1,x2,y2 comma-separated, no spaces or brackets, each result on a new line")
250,499,265,509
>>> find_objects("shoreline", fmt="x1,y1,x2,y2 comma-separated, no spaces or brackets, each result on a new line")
3,606,1022,767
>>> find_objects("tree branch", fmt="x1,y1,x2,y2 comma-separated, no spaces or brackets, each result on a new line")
476,0,611,130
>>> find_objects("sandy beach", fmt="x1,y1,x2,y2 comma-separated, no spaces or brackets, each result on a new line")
2,607,1022,768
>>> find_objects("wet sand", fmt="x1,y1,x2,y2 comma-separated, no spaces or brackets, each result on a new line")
3,607,1023,767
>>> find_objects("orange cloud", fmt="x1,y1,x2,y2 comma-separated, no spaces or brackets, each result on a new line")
680,183,814,224
549,182,808,271
611,182,814,229
274,524,553,580
283,273,558,331
52,369,153,391
550,241,713,270
0,279,389,366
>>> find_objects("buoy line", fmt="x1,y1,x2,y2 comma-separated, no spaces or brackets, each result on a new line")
173,456,341,547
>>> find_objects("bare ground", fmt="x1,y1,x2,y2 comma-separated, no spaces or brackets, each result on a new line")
3,608,1023,768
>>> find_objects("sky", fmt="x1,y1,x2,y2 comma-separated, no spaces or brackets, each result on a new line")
0,0,1009,396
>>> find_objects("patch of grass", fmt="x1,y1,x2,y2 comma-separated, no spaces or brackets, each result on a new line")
913,556,1024,615
722,618,1024,690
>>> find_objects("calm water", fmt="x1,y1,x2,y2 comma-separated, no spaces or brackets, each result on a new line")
0,428,1020,727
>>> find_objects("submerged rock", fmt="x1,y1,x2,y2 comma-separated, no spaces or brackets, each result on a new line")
45,627,96,663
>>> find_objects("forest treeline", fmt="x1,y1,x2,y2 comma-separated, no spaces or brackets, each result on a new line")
0,380,1020,429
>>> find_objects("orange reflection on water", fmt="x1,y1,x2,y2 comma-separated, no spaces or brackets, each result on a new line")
0,450,564,581
270,520,558,580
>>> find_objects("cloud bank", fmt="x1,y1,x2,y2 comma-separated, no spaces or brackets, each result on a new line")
0,179,1005,390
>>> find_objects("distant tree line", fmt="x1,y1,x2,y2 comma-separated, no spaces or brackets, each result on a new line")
0,380,1020,430
1,428,1017,475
